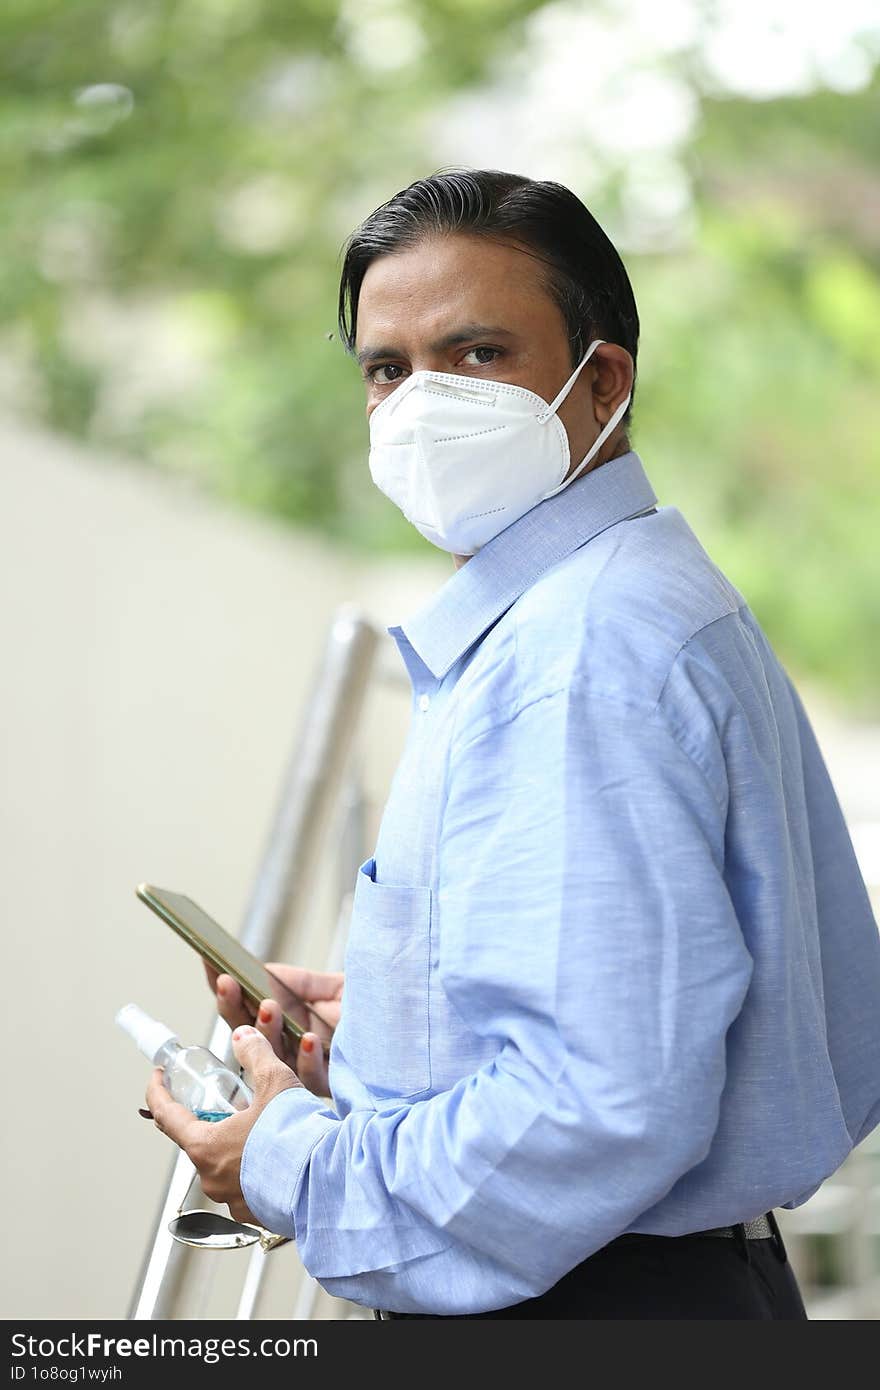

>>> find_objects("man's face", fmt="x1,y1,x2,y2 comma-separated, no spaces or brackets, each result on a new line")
354,233,631,489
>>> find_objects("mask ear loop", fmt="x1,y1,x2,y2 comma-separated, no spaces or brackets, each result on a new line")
545,390,632,497
540,338,632,498
538,338,605,422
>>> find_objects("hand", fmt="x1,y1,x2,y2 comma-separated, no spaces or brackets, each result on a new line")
204,960,342,1098
145,1026,300,1225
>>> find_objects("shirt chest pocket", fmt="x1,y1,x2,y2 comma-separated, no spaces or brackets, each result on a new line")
340,857,433,1099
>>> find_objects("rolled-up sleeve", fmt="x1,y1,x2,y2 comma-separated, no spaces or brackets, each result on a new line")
242,685,754,1314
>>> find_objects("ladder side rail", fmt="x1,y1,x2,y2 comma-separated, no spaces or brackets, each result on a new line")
128,608,379,1320
232,772,373,1321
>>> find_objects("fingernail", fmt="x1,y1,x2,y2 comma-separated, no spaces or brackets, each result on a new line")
233,1025,257,1040
138,1108,153,1119
258,1004,271,1022
301,1034,315,1054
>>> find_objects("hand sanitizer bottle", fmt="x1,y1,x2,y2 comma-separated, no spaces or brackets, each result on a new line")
116,1002,252,1120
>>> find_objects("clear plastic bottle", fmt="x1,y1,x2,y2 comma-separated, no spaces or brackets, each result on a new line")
116,1002,252,1120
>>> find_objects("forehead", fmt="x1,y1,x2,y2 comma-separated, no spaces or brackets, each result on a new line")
355,233,562,346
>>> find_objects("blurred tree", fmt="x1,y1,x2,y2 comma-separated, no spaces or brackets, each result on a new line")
1,1,878,707
0,0,548,529
635,75,880,707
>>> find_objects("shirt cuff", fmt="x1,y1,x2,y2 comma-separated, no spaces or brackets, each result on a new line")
240,1085,338,1238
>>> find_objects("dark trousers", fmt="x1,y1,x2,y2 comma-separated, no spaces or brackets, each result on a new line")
379,1213,808,1319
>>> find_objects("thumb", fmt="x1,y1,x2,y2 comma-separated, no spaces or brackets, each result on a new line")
231,1024,299,1097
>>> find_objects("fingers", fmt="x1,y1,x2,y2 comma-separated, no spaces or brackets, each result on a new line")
265,964,343,1005
207,956,341,1058
213,973,256,1032
231,1026,301,1099
145,1070,201,1147
263,965,342,1037
254,997,331,1075
295,1033,331,1098
253,997,288,1062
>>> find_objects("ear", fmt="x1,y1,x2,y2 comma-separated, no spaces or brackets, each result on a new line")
591,344,634,425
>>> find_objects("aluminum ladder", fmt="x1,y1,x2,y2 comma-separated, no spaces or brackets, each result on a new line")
128,605,398,1320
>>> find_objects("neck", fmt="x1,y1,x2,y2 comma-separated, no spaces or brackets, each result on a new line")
564,431,630,485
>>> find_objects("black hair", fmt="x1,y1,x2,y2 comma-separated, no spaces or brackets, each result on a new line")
337,167,639,421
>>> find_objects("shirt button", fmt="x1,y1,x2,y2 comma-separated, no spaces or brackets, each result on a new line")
418,694,431,712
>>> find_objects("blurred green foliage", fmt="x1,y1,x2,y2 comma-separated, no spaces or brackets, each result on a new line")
641,80,880,709
1,2,879,708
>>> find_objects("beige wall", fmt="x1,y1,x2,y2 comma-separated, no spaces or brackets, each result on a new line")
2,418,877,1319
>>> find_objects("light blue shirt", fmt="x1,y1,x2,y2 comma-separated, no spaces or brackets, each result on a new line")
242,450,880,1315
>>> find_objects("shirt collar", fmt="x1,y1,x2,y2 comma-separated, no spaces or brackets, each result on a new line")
393,450,658,681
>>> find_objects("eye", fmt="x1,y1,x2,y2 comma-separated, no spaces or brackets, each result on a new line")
462,346,501,366
368,363,408,385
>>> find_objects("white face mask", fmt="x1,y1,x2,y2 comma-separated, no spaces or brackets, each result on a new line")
368,338,631,556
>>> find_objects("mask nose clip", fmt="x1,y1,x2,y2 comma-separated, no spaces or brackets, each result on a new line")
426,377,498,406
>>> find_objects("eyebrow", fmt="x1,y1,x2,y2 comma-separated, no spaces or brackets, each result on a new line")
356,323,515,367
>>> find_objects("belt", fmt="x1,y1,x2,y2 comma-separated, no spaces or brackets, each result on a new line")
373,1212,782,1319
699,1214,774,1240
586,1212,772,1245
615,1212,776,1244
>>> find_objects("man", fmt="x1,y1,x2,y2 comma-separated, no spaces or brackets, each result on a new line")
146,169,880,1319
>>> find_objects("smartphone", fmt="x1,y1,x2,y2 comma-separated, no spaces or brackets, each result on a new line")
136,882,329,1055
